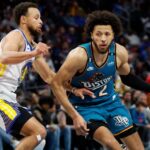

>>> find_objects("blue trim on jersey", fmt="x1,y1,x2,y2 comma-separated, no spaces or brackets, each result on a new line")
69,41,118,106
16,29,34,51
13,29,34,84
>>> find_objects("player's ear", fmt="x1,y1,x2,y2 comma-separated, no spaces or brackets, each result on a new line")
20,15,27,24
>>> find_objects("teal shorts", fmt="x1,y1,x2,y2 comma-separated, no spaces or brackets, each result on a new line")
74,99,133,136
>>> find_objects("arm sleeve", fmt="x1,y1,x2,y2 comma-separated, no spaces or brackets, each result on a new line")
120,71,150,92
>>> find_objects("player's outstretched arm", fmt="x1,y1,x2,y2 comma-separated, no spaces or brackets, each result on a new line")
32,55,55,84
0,31,49,64
33,55,94,99
51,48,89,136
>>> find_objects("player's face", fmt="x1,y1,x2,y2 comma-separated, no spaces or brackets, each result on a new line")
25,8,43,36
91,25,114,54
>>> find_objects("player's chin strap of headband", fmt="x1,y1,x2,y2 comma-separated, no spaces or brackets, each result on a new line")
120,69,150,92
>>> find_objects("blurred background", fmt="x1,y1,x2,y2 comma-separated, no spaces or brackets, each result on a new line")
0,0,150,150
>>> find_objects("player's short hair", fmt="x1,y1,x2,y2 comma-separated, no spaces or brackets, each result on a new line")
84,10,123,36
13,2,38,25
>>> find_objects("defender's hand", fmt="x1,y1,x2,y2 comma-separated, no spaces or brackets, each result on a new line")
73,88,96,100
73,115,89,136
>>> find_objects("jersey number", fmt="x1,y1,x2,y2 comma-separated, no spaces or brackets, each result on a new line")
0,63,7,77
99,85,108,96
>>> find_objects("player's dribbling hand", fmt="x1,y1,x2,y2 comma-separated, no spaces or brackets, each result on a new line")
34,42,50,56
73,88,96,100
73,114,89,136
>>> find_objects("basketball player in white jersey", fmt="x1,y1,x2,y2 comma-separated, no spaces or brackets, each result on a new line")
0,2,94,150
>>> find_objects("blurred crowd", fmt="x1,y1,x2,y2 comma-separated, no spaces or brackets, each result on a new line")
0,0,150,149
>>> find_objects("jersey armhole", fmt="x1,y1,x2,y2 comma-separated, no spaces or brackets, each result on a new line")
114,43,118,70
74,46,89,77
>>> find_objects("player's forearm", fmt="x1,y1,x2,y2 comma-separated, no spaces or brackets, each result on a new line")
33,56,56,85
120,71,150,92
0,51,37,64
42,71,55,85
51,81,79,119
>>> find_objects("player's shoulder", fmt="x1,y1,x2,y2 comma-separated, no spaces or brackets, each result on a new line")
65,46,88,69
115,43,128,56
2,29,23,42
0,29,25,51
116,43,127,52
69,46,87,55
115,43,129,63
7,29,23,38
68,46,87,60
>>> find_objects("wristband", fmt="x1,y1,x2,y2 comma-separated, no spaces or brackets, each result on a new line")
71,87,77,93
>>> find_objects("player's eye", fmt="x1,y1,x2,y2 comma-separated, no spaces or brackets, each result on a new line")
96,32,102,37
105,32,111,36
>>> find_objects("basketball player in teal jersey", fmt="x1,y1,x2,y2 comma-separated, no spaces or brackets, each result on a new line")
52,11,150,150
0,2,93,150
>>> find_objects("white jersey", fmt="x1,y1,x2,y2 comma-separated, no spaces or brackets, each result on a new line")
0,29,34,103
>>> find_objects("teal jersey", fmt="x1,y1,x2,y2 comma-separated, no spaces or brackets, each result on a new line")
69,41,118,106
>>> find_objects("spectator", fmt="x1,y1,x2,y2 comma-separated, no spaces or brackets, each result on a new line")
130,100,150,148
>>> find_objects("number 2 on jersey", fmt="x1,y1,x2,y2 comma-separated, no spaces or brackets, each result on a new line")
99,85,108,96
0,63,7,77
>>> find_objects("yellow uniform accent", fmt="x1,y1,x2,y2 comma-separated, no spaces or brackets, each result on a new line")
0,63,7,77
114,125,133,136
0,99,17,120
20,66,28,81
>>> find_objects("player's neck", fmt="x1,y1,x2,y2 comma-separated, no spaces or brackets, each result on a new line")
91,42,108,64
91,42,108,57
19,26,33,44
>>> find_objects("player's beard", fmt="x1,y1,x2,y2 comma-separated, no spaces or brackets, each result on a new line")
92,40,109,54
28,26,42,37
